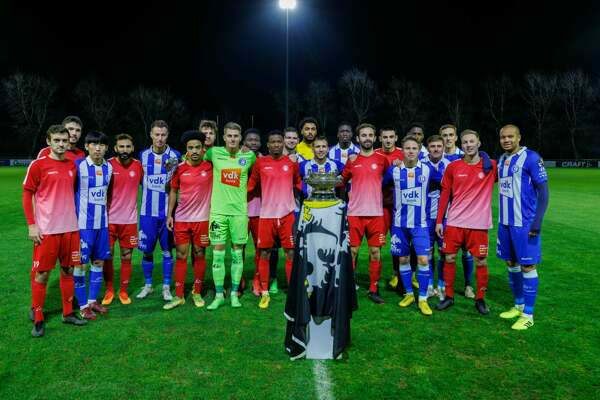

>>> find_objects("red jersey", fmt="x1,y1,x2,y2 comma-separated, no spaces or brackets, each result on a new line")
436,158,498,230
341,152,389,217
37,146,85,161
107,158,143,224
22,156,78,235
170,160,213,222
247,155,301,218
375,147,404,208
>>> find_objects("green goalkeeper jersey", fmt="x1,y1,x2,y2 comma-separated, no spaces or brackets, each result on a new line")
204,146,256,216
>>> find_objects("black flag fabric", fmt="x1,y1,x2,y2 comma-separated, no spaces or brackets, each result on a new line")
284,200,357,360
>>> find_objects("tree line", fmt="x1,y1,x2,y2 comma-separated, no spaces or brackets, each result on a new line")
1,69,598,159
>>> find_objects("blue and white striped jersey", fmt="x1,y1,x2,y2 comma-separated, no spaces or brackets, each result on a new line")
328,143,359,165
140,146,181,218
498,147,548,227
75,157,113,230
299,158,344,198
443,147,464,162
418,145,429,161
422,157,452,220
383,161,430,228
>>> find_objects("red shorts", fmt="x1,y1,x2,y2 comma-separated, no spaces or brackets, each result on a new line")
32,231,81,272
257,212,295,249
248,216,260,246
383,207,393,233
442,225,489,257
109,223,138,248
174,221,209,247
348,216,386,247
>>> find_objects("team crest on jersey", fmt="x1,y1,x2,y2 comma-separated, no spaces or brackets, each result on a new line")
282,164,289,172
239,158,247,166
221,168,241,187
478,172,484,179
512,165,519,173
371,163,378,170
129,170,135,177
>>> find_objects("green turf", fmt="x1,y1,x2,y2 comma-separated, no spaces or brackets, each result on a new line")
1,167,599,399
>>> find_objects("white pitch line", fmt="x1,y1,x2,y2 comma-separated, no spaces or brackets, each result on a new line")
312,360,335,400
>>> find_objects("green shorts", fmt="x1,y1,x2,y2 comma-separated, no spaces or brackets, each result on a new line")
208,214,248,245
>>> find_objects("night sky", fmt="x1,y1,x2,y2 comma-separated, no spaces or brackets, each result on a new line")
2,0,599,129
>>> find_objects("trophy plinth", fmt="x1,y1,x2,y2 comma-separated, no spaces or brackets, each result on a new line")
304,171,341,201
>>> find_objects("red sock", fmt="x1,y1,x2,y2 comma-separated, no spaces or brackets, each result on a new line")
258,257,270,292
193,255,206,294
444,261,456,298
285,255,293,284
103,258,114,292
31,279,47,323
368,260,382,292
476,266,489,299
120,259,132,293
59,273,74,316
174,258,187,298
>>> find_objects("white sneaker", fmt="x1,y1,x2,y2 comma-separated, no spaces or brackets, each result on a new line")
136,285,153,299
162,285,173,301
464,285,475,299
426,285,435,299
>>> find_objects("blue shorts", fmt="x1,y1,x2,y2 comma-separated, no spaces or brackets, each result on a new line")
496,223,541,265
390,226,430,257
80,228,111,264
138,215,173,254
427,219,443,249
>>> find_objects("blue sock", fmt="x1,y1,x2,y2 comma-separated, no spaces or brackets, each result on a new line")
88,265,103,302
507,265,524,307
399,264,413,295
522,269,539,317
162,251,173,285
437,259,445,288
428,256,434,287
417,264,430,300
142,256,154,285
74,268,87,309
462,252,474,286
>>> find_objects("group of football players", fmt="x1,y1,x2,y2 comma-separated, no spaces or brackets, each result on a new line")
23,115,548,337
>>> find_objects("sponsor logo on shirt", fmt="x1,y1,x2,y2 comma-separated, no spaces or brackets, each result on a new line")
221,168,241,187
182,173,191,176
499,176,513,198
48,171,58,175
147,174,167,192
89,186,108,205
457,174,468,177
401,188,421,206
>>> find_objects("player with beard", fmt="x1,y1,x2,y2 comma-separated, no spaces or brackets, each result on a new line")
37,116,86,161
296,117,318,161
299,137,344,198
341,123,389,304
328,122,359,165
164,130,213,310
435,130,497,315
247,130,301,308
374,126,405,291
102,134,143,305
283,127,299,157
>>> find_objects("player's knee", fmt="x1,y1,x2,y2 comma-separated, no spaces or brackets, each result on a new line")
445,254,457,263
506,260,515,267
143,253,153,262
175,249,187,259
260,249,271,260
521,264,536,273
35,271,50,284
398,256,410,264
368,247,380,261
60,266,74,275
350,247,359,259
194,247,205,258
475,257,487,267
417,256,428,265
285,249,294,260
121,248,133,261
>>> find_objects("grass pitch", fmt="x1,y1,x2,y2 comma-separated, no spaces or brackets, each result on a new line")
0,167,599,400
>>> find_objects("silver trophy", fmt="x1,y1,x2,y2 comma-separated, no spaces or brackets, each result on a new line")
304,171,342,201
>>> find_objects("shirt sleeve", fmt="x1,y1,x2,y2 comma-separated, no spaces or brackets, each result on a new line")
382,166,394,187
335,161,345,175
203,147,213,162
22,161,41,225
526,152,548,185
170,168,180,190
341,158,352,185
247,158,260,195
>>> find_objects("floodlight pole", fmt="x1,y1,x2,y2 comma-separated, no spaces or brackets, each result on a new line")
285,8,290,127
